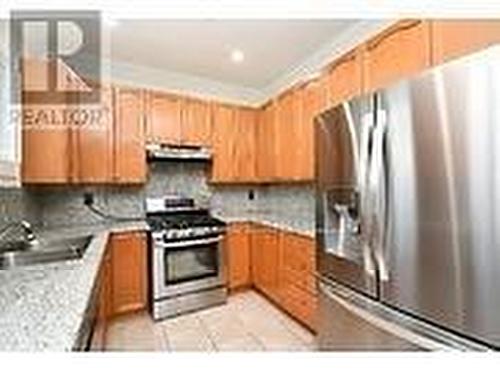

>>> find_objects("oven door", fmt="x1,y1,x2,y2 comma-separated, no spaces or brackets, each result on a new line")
153,235,225,299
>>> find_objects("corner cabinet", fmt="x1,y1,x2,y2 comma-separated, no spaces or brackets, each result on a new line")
256,101,277,181
225,222,252,291
251,224,281,303
211,103,258,183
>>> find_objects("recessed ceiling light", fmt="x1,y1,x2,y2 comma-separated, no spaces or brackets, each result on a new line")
230,49,244,63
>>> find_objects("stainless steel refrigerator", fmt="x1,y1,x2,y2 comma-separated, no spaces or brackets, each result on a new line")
315,46,500,349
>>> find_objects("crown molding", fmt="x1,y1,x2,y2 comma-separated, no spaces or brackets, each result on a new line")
108,58,263,107
257,19,394,104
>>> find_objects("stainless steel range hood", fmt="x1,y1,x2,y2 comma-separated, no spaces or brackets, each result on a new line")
146,143,212,162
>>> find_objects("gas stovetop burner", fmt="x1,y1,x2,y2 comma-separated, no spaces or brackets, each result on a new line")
145,196,226,241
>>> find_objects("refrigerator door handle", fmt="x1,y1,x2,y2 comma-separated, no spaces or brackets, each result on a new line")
371,109,390,281
359,112,376,276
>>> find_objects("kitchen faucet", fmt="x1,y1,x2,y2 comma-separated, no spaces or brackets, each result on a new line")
0,220,36,243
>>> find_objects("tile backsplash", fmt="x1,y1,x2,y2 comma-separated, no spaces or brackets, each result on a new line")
0,161,315,235
210,184,315,234
31,185,145,229
146,161,212,207
0,187,40,226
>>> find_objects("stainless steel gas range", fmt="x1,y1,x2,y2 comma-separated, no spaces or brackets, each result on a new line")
146,196,227,320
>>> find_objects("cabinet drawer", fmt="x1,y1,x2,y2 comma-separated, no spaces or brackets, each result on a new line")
281,282,317,330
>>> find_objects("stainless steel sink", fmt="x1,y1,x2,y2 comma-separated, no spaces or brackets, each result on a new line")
0,235,93,269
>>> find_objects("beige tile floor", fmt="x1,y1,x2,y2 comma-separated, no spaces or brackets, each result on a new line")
105,291,316,351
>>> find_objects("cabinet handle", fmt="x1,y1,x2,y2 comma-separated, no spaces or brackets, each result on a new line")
366,20,422,51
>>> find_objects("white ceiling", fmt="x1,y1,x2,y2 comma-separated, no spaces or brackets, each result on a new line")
109,20,355,90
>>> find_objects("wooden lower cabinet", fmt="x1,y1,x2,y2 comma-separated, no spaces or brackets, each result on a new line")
90,243,112,350
278,231,317,331
225,222,252,291
227,222,317,331
250,224,281,303
109,231,148,316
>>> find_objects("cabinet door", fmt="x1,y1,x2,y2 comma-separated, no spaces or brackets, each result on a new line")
251,224,280,302
279,231,317,331
75,85,113,183
256,102,277,181
274,89,301,180
364,20,431,92
431,20,500,65
91,245,112,351
181,97,212,146
234,107,257,182
110,231,148,316
280,232,316,294
113,86,146,183
211,103,236,182
145,91,182,144
21,59,72,183
226,222,251,291
296,79,328,181
327,48,363,106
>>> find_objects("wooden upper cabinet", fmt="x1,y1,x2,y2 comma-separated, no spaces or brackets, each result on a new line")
226,222,252,291
274,88,301,180
327,48,363,106
256,101,277,182
75,85,114,183
211,103,236,182
234,107,257,182
113,86,146,184
363,20,431,92
145,91,182,144
211,104,258,183
181,97,212,146
298,78,328,181
22,107,72,183
431,20,500,65
21,59,72,183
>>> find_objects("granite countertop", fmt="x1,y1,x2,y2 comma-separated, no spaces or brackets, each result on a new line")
0,220,148,351
218,216,315,239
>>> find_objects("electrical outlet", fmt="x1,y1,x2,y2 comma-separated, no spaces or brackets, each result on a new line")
83,192,94,206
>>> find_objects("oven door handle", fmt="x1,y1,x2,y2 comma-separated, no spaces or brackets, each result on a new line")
155,236,223,249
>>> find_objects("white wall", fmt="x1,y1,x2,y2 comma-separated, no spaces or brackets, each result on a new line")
0,19,20,188
107,20,392,107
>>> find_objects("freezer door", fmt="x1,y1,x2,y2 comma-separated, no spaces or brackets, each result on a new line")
378,46,500,347
315,96,377,298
